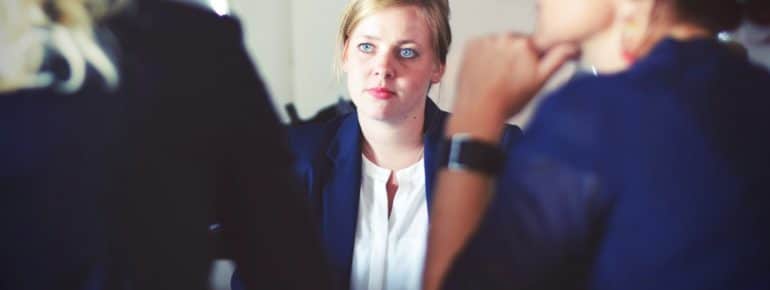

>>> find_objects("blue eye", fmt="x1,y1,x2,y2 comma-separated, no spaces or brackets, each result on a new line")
358,43,374,53
399,48,417,59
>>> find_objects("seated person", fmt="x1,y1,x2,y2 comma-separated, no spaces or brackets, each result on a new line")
423,0,770,289
288,0,526,289
1,1,120,289
233,1,522,290
1,1,331,289
290,1,523,289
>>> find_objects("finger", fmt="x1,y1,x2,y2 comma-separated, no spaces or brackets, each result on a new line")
537,43,579,83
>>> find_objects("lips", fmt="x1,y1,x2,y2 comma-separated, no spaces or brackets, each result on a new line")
366,87,396,100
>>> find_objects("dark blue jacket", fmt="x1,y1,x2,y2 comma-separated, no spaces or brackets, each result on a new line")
1,64,116,290
1,2,330,290
106,2,330,290
446,38,770,290
287,99,523,290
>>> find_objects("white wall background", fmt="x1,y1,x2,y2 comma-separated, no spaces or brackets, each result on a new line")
228,0,571,127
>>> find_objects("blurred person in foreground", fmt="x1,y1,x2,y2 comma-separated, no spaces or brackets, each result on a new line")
423,0,770,289
1,1,123,289
107,1,331,289
1,0,330,289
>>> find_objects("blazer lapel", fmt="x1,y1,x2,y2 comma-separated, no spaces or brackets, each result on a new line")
323,113,363,289
319,99,448,287
423,99,448,213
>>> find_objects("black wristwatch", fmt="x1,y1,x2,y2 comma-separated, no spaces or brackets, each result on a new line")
438,133,504,176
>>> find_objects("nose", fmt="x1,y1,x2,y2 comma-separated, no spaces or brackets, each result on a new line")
372,51,395,79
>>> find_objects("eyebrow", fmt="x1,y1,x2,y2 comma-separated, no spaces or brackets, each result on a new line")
360,35,420,46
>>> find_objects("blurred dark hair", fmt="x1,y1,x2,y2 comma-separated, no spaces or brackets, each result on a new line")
671,0,746,32
724,41,749,60
744,0,770,26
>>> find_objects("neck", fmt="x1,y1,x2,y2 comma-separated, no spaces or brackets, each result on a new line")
635,21,712,59
359,105,425,171
668,24,712,41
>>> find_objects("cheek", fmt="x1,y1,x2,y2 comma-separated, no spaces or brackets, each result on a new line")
346,72,364,98
399,68,434,97
536,1,563,32
537,2,615,45
344,53,368,76
345,58,368,88
541,11,612,44
584,3,615,29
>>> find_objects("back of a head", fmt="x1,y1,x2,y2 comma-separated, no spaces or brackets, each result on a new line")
666,0,770,195
0,0,123,94
745,0,770,26
671,0,746,32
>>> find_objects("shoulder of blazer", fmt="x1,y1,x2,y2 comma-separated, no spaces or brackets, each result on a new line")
287,113,353,175
424,98,522,151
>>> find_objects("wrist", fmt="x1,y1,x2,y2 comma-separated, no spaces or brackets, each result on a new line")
438,132,505,176
446,106,508,145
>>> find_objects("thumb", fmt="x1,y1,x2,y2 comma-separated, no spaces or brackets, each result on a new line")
537,43,579,84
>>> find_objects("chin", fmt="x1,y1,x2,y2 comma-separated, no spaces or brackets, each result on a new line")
360,108,392,121
358,105,402,122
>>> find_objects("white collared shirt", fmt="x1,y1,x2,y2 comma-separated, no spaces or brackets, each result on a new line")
351,155,428,290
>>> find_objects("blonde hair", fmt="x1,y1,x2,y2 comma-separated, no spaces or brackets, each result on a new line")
0,0,124,94
335,0,451,77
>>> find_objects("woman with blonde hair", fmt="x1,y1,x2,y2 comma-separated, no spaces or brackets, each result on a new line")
279,0,521,289
2,1,331,290
211,0,524,289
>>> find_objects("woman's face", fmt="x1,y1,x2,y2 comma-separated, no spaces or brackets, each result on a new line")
342,5,444,123
534,0,617,49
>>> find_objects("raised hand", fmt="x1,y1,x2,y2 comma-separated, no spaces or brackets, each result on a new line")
449,34,576,141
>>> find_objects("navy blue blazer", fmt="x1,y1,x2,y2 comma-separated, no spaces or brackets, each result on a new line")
105,2,331,290
445,38,770,290
285,99,523,290
0,2,327,290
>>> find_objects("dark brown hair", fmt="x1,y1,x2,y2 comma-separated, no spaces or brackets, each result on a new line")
671,0,746,31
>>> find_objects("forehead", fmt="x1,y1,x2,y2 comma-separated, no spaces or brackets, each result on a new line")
349,5,432,45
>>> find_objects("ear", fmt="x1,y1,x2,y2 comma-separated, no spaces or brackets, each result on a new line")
619,0,657,56
430,62,445,84
636,0,658,28
618,0,656,32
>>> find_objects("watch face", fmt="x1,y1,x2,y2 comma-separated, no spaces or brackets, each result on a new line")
446,134,470,170
440,134,504,175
